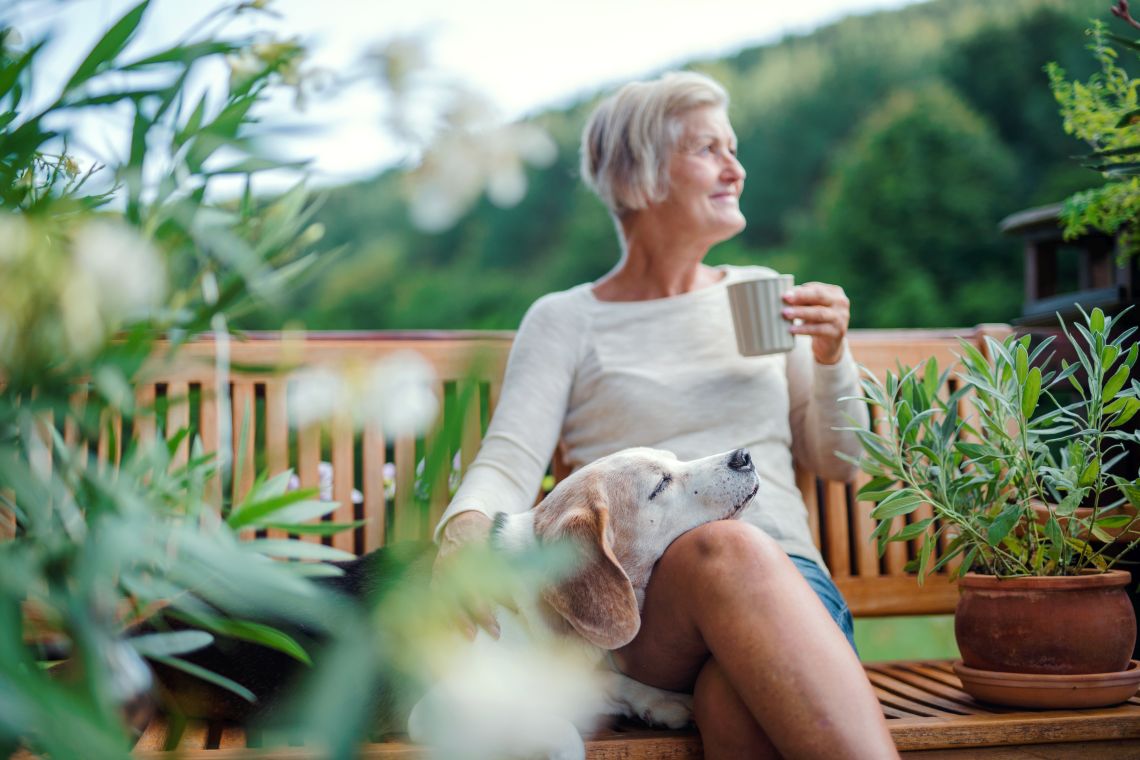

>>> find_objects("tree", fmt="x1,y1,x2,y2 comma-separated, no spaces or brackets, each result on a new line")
796,82,1021,328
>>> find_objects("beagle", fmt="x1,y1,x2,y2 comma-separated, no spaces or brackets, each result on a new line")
408,446,760,760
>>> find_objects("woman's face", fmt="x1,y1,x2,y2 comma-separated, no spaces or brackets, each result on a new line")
656,105,746,246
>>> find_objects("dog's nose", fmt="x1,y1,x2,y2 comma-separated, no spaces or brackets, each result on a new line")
728,448,753,471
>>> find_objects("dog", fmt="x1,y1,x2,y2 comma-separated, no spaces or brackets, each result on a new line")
406,446,760,759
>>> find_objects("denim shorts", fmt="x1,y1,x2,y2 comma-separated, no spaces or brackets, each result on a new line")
789,555,858,654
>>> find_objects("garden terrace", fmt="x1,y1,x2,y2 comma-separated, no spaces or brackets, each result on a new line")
9,326,1140,758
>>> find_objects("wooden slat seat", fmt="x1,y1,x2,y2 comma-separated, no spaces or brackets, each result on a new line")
130,660,1140,757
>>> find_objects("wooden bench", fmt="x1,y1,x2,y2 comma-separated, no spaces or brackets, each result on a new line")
26,327,1140,757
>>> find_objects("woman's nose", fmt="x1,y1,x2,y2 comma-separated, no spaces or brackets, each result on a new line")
722,152,745,183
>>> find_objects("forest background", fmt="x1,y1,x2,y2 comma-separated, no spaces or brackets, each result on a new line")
239,0,1112,335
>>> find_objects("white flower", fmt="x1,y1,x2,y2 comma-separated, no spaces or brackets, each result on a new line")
407,121,558,231
71,220,166,322
287,365,344,430
287,351,439,438
366,351,439,438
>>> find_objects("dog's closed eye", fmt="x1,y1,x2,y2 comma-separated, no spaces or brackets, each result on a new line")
648,474,672,501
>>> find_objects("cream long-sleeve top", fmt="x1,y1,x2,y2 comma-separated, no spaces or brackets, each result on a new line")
435,265,869,570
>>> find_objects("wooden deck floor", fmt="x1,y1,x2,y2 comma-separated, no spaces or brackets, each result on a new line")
131,660,1140,758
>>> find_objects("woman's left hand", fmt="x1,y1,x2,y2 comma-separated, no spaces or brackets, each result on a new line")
781,282,850,365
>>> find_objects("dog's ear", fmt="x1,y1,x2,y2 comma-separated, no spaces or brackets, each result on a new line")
536,483,640,649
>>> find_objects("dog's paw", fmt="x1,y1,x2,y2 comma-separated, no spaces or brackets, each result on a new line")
638,691,693,729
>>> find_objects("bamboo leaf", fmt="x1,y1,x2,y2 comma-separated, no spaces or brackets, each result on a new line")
130,630,213,658
63,0,151,92
151,655,255,702
264,520,366,536
245,539,356,562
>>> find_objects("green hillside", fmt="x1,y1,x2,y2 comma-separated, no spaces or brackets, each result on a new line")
242,0,1110,332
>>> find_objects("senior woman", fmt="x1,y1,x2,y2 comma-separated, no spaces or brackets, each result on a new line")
433,71,897,759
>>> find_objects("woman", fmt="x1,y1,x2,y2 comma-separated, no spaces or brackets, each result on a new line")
434,71,897,759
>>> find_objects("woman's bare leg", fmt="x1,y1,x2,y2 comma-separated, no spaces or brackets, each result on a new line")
693,658,778,759
614,520,897,759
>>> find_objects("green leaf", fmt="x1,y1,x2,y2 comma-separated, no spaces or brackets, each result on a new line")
1015,344,1028,383
987,503,1021,544
0,39,45,102
889,518,933,543
63,0,151,93
1090,524,1116,542
263,520,366,536
857,476,897,501
151,655,256,702
129,630,213,658
170,613,312,666
1021,366,1041,420
956,441,997,461
120,40,236,70
870,490,923,520
1108,397,1140,427
922,357,940,401
917,534,934,583
227,486,324,530
1044,516,1064,563
244,539,356,562
1055,491,1083,517
1102,363,1131,403
1079,459,1100,488
1090,308,1106,335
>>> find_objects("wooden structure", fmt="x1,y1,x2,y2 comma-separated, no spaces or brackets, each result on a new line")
999,203,1139,327
15,327,1140,756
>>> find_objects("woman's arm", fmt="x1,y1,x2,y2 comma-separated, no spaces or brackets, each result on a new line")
781,282,867,481
786,336,868,482
434,292,585,540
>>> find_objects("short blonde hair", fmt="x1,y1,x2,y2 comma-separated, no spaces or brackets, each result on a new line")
580,71,729,217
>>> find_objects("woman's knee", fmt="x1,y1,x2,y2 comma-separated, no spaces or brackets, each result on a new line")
665,520,789,580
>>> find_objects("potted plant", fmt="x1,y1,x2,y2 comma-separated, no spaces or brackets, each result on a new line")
850,307,1140,708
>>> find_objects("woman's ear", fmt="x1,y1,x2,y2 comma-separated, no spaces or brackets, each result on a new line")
536,484,640,650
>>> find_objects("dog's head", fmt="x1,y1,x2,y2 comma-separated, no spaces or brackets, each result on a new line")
531,447,759,650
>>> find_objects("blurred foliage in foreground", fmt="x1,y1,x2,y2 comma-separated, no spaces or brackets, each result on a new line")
255,0,1116,333
0,2,565,757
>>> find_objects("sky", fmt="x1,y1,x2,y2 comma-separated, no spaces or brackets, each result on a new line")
10,0,924,185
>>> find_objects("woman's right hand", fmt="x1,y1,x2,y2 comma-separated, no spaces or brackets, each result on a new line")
433,510,502,640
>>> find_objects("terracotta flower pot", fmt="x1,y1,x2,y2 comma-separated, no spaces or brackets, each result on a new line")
955,569,1136,676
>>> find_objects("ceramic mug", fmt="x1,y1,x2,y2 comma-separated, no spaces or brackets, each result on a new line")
727,275,795,356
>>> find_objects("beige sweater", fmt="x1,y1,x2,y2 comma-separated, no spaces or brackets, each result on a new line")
436,265,868,569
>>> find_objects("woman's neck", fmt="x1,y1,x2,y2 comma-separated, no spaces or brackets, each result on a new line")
592,219,721,302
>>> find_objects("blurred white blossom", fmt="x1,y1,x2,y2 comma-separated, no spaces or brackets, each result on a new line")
407,120,557,231
287,351,439,436
0,215,165,365
63,220,165,356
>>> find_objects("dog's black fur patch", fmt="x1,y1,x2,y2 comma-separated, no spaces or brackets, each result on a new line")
149,540,436,725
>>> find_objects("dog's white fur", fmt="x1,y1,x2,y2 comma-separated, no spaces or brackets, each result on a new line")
408,447,760,760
